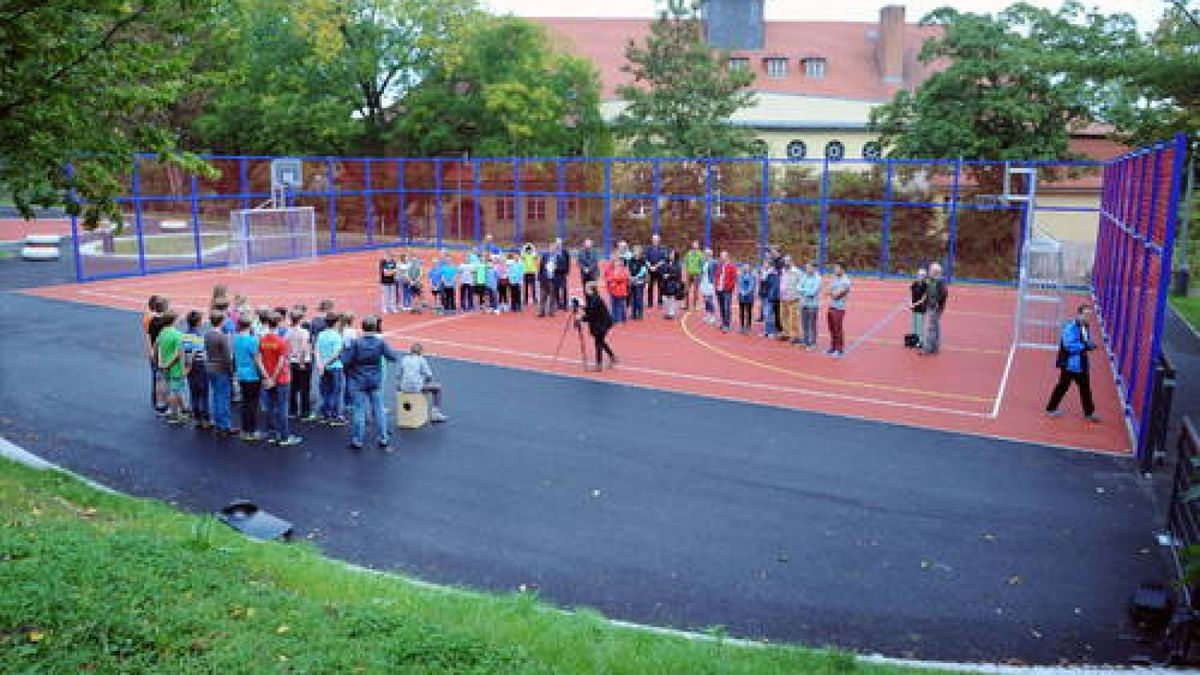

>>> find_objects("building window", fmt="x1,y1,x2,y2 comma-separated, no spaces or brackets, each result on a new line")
560,197,579,220
786,140,808,160
862,141,883,160
764,57,789,79
824,140,845,161
729,57,749,72
750,139,770,158
803,58,827,79
631,199,651,219
496,196,515,221
527,197,546,221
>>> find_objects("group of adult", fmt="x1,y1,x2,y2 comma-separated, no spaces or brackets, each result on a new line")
143,289,448,451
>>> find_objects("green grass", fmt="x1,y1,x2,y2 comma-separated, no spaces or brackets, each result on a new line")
111,233,225,256
0,458,947,674
1170,294,1200,332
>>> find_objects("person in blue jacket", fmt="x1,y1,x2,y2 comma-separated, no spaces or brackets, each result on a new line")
1046,304,1100,422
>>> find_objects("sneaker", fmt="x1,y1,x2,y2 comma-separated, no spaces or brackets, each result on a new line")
1085,414,1102,423
1046,410,1064,418
267,436,280,445
279,435,303,447
430,409,449,423
348,441,364,450
378,439,389,448
240,432,261,442
302,414,321,423
328,417,348,427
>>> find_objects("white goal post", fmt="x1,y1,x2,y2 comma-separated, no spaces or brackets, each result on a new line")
228,207,317,270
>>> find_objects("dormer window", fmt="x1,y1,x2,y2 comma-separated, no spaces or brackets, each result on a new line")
729,57,749,72
764,57,789,79
802,57,827,79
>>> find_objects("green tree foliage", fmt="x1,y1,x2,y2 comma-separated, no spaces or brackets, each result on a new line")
191,0,481,156
1083,1,1200,144
613,1,756,158
869,2,1138,163
0,0,217,224
187,0,363,155
395,16,608,157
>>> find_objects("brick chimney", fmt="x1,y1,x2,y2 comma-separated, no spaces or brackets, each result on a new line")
879,5,905,84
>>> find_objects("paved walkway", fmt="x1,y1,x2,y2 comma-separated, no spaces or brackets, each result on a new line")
0,251,1174,666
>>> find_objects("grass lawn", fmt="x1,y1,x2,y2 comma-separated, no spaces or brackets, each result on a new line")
1170,295,1200,332
111,233,226,256
0,458,947,674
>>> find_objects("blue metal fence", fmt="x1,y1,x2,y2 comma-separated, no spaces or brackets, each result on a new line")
70,154,1102,283
1093,133,1190,460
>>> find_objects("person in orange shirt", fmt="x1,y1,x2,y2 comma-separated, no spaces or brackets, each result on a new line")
604,254,631,324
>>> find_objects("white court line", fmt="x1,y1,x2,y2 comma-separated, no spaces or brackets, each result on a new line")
991,342,1018,419
381,312,470,336
844,301,908,356
395,334,994,420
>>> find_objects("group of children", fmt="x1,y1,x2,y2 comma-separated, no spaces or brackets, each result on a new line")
144,287,448,450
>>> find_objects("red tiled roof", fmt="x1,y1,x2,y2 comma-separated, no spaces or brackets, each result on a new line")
533,17,943,101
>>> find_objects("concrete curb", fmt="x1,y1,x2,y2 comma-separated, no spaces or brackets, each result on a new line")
0,434,1183,674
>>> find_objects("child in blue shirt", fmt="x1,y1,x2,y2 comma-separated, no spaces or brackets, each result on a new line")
737,264,756,334
506,254,524,312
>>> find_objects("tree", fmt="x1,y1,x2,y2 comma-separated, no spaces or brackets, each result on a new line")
190,0,481,156
1079,0,1200,144
868,2,1139,163
613,1,756,158
395,16,608,157
0,0,217,224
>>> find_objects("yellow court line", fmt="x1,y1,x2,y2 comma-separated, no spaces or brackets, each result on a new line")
679,311,996,404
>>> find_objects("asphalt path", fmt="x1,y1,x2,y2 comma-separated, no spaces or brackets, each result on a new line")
0,252,1171,665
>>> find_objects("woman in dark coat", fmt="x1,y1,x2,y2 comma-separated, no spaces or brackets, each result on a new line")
660,250,684,320
578,281,616,370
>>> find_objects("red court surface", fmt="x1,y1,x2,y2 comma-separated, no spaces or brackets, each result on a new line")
0,218,71,242
23,249,1130,454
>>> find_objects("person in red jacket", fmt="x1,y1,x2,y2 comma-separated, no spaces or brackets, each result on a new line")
714,250,738,333
604,254,631,324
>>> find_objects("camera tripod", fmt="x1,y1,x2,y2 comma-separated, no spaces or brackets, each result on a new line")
552,307,587,368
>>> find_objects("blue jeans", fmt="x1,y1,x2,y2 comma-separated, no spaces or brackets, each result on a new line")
351,386,388,446
319,368,345,419
762,300,776,336
265,383,290,440
187,366,209,422
611,296,627,323
631,284,645,319
207,371,232,431
716,290,733,329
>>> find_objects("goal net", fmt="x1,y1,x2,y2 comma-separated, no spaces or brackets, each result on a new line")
1015,233,1067,349
228,207,317,270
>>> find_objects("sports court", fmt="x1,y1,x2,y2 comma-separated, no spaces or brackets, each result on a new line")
24,248,1127,454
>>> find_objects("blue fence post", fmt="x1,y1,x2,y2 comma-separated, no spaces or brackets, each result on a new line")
433,158,443,249
364,159,375,246
472,157,483,245
947,158,962,280
238,157,249,212
397,159,407,244
818,155,830,268
190,173,203,269
326,157,337,252
603,159,613,254
652,159,662,238
703,159,713,249
64,162,84,282
880,159,894,276
133,157,147,275
513,158,523,247
1127,149,1162,444
759,158,770,259
556,160,567,243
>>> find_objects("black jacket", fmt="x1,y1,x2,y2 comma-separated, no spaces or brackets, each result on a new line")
580,292,612,335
